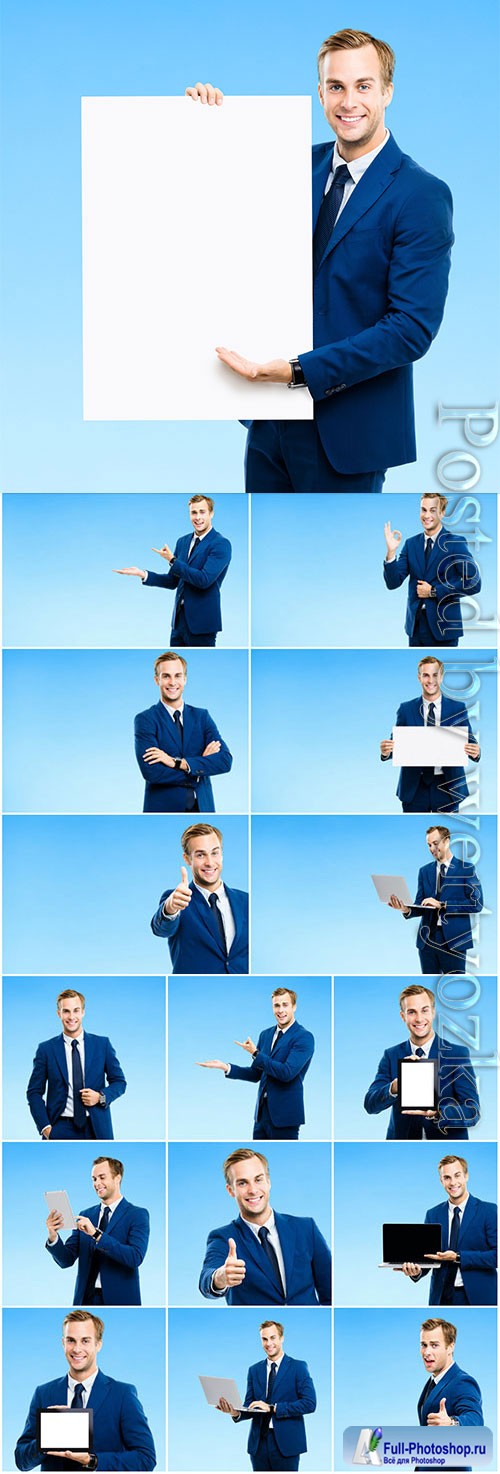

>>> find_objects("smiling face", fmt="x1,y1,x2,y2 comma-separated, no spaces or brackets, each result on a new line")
418,660,444,701
420,1323,455,1379
183,831,223,891
155,657,187,706
57,996,85,1037
260,1324,284,1361
272,991,296,1028
439,1159,469,1206
318,43,393,159
400,991,436,1047
426,828,452,864
62,1319,102,1381
189,498,213,535
420,497,443,536
91,1160,122,1205
226,1154,271,1224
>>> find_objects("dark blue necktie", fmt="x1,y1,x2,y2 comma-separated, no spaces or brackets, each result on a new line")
71,1381,84,1408
415,1047,425,1057
258,1225,285,1300
71,1040,86,1129
173,709,183,750
99,1205,111,1233
208,892,227,954
422,702,436,785
188,536,200,560
440,1206,461,1304
313,163,351,274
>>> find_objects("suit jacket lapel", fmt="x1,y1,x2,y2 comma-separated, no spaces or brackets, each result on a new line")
224,884,239,952
272,1354,290,1394
312,148,334,229
105,1197,127,1236
274,1211,296,1292
426,531,447,582
55,1035,69,1086
157,703,183,756
87,1370,111,1414
318,134,403,264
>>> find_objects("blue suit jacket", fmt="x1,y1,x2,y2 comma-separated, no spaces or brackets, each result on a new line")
418,1195,497,1306
227,1021,315,1128
297,134,453,472
383,530,481,642
383,695,479,808
151,881,249,974
14,1368,156,1471
406,856,483,957
134,700,232,813
27,1033,127,1139
143,527,231,635
418,1360,483,1426
199,1211,331,1305
237,1354,316,1457
46,1198,150,1305
364,1032,480,1140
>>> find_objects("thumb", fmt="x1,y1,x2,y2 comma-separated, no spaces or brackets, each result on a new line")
181,865,188,886
227,1238,237,1259
439,1398,447,1413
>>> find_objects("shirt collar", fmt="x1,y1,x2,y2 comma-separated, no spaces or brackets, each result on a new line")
161,697,184,714
192,879,225,901
333,128,390,181
409,1031,435,1058
448,1193,469,1214
63,1030,84,1043
67,1369,98,1395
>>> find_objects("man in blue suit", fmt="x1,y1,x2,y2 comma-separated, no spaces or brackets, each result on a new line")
151,822,249,974
134,650,232,813
198,986,315,1139
14,1309,156,1471
417,1318,483,1472
27,990,126,1142
115,494,232,646
217,1319,316,1472
45,1157,150,1307
400,1155,497,1306
199,1148,331,1306
389,824,484,974
187,28,453,493
364,984,480,1140
383,495,481,647
380,655,481,812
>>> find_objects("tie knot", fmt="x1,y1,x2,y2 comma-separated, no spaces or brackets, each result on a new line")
71,1039,79,1051
71,1381,84,1408
415,1047,425,1057
173,709,182,723
428,703,435,714
208,893,219,909
258,1225,270,1244
334,163,351,185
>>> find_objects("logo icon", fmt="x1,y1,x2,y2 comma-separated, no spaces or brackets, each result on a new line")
352,1427,383,1465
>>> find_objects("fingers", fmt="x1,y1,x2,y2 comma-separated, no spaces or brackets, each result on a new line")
227,1237,237,1259
185,83,224,104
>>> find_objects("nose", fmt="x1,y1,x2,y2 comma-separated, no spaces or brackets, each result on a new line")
342,86,358,110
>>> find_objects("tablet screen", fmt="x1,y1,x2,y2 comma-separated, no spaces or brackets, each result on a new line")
399,1059,436,1110
39,1410,91,1451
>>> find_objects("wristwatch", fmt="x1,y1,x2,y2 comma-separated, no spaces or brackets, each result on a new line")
87,1455,98,1469
174,758,183,770
98,1092,106,1107
287,358,306,388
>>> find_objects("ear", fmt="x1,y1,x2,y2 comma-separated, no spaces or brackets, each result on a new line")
226,1180,235,1199
383,83,394,109
317,79,325,108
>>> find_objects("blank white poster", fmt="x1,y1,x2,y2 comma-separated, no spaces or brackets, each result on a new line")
392,726,468,767
81,96,314,421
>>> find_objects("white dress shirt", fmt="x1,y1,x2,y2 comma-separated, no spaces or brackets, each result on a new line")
192,880,236,952
62,1031,85,1117
324,130,390,218
409,1031,435,1060
66,1369,99,1407
447,1193,468,1289
422,693,443,776
245,1208,287,1295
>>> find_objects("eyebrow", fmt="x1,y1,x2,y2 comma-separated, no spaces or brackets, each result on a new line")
324,74,377,84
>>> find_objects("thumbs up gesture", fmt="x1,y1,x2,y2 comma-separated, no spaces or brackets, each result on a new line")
427,1397,453,1426
164,865,192,916
213,1237,247,1291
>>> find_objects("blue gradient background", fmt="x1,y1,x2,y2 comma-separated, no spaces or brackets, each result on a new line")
3,814,248,974
168,1307,331,1470
2,975,166,1142
2,1141,166,1307
334,1141,497,1306
2,493,248,648
168,1140,332,1307
2,1308,165,1472
251,816,497,975
3,648,249,813
334,1308,497,1471
251,494,498,648
252,649,497,814
2,0,499,494
168,974,331,1140
334,975,498,1143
